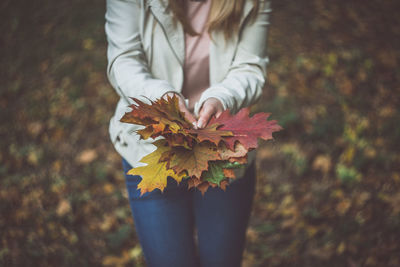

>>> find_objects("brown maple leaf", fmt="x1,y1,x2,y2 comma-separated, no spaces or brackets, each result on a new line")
222,169,236,179
120,98,165,125
168,142,221,178
197,181,211,195
163,133,196,149
120,95,191,139
218,142,248,160
186,124,233,146
196,179,230,195
219,180,229,190
154,95,191,126
229,156,248,164
187,177,202,189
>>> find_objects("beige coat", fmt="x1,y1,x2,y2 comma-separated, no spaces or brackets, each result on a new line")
105,0,271,168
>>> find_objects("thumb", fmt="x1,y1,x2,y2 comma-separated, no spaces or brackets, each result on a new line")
197,105,215,129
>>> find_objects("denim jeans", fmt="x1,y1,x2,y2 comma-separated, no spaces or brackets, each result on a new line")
122,157,256,267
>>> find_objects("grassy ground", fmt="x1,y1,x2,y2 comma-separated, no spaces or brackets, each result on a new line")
1,0,400,266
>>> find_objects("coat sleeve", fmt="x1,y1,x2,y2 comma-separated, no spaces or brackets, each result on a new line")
194,0,272,115
105,0,175,103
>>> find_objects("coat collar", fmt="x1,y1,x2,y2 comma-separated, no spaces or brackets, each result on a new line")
147,0,255,82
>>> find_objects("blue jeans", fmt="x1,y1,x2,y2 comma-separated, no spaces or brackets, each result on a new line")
122,157,256,267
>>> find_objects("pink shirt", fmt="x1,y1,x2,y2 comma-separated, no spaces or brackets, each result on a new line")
181,0,211,111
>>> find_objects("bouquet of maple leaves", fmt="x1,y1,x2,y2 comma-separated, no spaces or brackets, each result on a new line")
120,95,282,196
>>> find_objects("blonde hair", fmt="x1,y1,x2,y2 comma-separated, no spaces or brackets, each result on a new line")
168,0,260,41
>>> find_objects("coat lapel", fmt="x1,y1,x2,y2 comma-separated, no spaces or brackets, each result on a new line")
147,0,256,83
147,0,185,67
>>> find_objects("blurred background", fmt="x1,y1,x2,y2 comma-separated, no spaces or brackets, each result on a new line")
1,0,400,266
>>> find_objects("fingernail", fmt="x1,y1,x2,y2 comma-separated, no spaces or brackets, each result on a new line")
192,122,198,129
197,120,204,129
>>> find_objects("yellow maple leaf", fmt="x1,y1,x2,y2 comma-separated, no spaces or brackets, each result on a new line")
127,140,185,195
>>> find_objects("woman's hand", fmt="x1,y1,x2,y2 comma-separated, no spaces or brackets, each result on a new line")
162,92,197,126
196,98,224,129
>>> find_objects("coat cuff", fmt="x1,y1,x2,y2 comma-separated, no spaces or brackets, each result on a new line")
141,80,175,101
119,79,175,105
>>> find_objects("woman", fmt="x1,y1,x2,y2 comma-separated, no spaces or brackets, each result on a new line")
105,0,271,266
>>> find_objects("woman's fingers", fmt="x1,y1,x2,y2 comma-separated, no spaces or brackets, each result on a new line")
197,105,214,129
162,94,224,129
197,98,224,129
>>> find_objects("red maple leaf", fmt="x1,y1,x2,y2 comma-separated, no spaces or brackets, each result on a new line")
209,108,283,150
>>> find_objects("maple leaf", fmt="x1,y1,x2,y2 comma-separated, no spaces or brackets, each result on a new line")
201,161,243,186
193,160,244,195
136,125,157,140
201,161,228,186
164,133,195,149
187,124,233,146
119,109,156,126
187,176,202,189
154,95,192,127
219,180,229,190
229,156,248,164
219,161,244,169
218,142,248,160
223,169,236,179
155,95,191,126
209,108,283,150
195,178,230,196
120,98,163,125
127,140,185,195
120,95,191,139
167,142,221,178
197,181,212,195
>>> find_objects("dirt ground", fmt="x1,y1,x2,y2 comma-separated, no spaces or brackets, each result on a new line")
1,0,400,266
